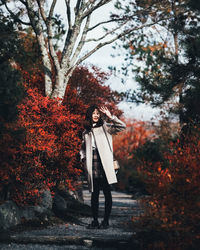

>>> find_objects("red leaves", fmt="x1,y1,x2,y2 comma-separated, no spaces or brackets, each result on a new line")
138,128,200,246
113,119,155,165
67,66,122,117
0,87,83,206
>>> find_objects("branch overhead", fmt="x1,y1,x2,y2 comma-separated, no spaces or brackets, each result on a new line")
81,0,112,20
49,0,57,19
0,0,173,99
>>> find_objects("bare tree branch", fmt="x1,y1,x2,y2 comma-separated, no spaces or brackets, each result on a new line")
85,27,121,43
61,0,75,61
48,0,57,19
76,19,168,66
70,14,91,66
65,0,72,29
25,0,53,96
24,1,39,33
87,18,125,32
2,0,31,25
36,0,47,22
61,0,86,63
18,0,26,6
81,0,112,20
74,0,82,15
61,22,82,67
36,0,60,72
78,0,94,15
85,18,130,43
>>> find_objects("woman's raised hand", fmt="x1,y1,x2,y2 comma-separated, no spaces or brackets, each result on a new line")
99,106,112,119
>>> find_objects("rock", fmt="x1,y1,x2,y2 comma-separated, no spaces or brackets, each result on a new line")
53,193,68,211
68,188,84,203
40,190,52,209
52,189,91,223
20,206,35,221
0,201,21,230
0,189,53,231
33,190,52,215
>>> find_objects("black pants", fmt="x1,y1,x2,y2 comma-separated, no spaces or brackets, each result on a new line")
91,175,112,222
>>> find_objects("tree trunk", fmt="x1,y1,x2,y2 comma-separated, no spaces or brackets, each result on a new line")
51,70,66,99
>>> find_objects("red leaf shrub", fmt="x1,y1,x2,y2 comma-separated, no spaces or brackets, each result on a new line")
138,128,200,248
0,66,122,206
113,119,155,165
67,65,123,117
0,87,82,206
113,119,155,192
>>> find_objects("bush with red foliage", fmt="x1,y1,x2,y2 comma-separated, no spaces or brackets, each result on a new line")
67,65,123,117
113,119,155,192
0,87,82,206
113,119,155,164
0,67,122,205
137,128,200,249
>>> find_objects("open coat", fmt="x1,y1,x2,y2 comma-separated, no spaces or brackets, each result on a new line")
80,116,126,192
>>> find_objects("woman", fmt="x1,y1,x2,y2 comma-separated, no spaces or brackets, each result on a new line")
80,105,126,229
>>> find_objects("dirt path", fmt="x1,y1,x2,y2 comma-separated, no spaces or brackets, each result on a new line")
0,190,143,250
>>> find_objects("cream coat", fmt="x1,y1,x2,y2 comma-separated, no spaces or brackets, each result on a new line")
80,116,126,192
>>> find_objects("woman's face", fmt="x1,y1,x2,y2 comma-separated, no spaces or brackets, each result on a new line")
92,109,100,123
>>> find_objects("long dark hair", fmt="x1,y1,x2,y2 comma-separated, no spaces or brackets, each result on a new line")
84,105,104,131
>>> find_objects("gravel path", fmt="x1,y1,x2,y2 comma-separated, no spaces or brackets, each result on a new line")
0,190,142,250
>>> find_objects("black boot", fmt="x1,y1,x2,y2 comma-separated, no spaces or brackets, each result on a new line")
86,220,99,229
99,220,109,229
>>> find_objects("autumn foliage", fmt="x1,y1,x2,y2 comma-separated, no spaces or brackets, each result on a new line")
137,128,200,249
114,119,154,164
0,86,83,206
1,65,120,205
112,116,200,248
113,119,154,192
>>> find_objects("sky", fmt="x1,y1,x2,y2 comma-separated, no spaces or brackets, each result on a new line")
53,1,161,121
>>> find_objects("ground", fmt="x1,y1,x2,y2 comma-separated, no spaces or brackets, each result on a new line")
0,189,143,250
